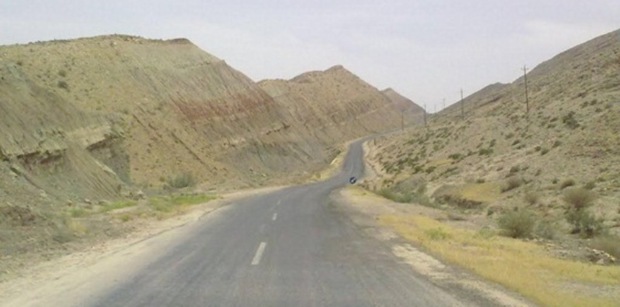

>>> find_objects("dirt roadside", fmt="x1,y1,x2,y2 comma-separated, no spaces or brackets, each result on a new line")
0,186,285,307
330,187,534,307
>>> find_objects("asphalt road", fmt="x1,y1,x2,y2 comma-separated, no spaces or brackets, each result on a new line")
92,140,466,306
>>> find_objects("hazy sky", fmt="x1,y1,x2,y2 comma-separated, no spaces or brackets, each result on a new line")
1,1,618,111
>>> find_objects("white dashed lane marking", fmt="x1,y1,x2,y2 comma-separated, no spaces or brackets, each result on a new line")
251,242,267,265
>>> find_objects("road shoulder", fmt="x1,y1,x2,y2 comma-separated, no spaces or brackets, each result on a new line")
331,186,535,307
0,186,285,307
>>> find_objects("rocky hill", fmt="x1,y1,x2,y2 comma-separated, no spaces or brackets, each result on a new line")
258,65,417,142
0,35,417,203
365,29,620,244
381,87,426,124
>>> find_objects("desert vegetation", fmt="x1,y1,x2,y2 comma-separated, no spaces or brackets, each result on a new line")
362,30,620,305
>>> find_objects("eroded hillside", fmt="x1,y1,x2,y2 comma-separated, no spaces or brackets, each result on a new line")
365,29,620,249
1,35,415,194
258,65,421,143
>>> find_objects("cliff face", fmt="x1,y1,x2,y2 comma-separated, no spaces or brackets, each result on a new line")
0,35,416,204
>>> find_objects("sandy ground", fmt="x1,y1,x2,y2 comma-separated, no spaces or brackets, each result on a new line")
0,186,285,307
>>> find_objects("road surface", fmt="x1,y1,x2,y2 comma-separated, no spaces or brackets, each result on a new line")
92,140,467,306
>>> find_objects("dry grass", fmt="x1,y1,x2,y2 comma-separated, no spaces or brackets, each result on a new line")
459,182,501,203
380,214,620,306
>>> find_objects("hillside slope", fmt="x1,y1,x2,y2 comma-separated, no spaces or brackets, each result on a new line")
0,35,418,271
0,60,123,202
382,88,425,113
366,29,620,239
259,65,413,143
1,35,289,189
0,36,413,192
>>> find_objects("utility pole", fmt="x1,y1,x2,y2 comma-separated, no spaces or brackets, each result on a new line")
460,89,464,119
401,110,404,131
523,65,530,117
423,104,427,127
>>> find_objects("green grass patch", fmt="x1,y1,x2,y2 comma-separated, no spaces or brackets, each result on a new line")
68,207,89,218
170,194,217,206
99,200,137,213
148,194,217,214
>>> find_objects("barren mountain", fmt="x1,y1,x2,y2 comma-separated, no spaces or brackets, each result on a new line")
259,65,413,143
1,35,291,190
381,88,425,113
365,29,620,244
1,35,413,196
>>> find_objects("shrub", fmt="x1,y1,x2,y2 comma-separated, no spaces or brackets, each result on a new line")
498,209,536,238
377,184,434,207
524,190,540,205
565,208,604,238
583,181,596,190
560,179,575,189
509,165,521,174
563,188,602,238
534,220,556,240
68,208,88,218
563,188,595,210
478,148,494,156
57,80,69,90
448,153,463,160
562,111,580,129
502,177,523,192
166,173,195,189
540,148,549,155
